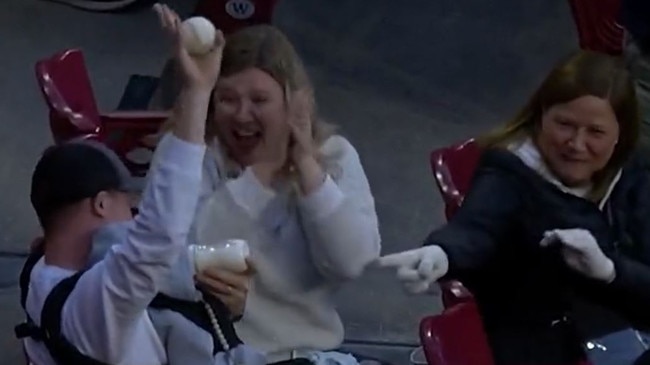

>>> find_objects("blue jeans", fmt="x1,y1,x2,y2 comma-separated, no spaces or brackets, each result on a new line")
584,329,650,365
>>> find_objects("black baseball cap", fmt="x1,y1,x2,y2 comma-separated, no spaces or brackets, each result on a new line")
30,139,138,229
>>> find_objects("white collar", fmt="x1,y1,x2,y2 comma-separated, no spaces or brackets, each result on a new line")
508,138,621,209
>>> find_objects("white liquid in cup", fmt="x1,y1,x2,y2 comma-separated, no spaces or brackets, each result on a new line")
190,239,250,273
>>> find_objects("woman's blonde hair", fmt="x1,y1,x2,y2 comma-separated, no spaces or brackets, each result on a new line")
479,50,640,196
160,25,335,148
210,25,334,143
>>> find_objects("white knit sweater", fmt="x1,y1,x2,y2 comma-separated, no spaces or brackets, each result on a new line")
190,135,381,360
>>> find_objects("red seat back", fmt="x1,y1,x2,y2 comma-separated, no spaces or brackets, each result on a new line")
194,0,281,35
568,0,625,55
35,49,168,179
429,138,482,313
35,49,101,143
423,139,492,364
420,301,495,365
429,139,481,220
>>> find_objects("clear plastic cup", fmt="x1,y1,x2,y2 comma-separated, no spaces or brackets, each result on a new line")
189,239,250,273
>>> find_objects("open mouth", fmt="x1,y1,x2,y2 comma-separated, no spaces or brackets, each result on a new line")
232,129,262,149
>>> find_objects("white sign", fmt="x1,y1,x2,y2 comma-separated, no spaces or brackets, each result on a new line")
225,0,256,20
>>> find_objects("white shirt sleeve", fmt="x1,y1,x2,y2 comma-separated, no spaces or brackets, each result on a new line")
60,134,205,363
297,136,381,280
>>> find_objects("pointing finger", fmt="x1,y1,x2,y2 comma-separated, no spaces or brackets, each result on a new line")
397,267,420,282
540,230,560,247
376,250,418,268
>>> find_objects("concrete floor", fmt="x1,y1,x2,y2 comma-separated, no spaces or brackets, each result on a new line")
0,0,578,363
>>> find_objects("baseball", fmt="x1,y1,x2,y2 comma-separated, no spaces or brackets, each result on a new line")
190,239,250,273
181,16,216,56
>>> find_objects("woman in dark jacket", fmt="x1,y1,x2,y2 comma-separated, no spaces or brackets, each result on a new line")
379,50,650,365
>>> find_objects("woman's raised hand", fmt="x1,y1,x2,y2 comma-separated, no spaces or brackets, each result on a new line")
287,89,315,165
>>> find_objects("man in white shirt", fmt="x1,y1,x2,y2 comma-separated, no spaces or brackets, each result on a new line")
17,132,205,365
13,5,222,362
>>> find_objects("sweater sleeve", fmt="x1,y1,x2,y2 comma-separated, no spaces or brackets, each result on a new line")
424,165,522,278
297,136,381,280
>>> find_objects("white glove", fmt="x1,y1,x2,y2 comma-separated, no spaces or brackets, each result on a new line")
540,228,616,283
376,246,449,294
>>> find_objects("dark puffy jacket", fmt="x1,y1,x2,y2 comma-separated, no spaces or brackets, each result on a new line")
424,148,650,365
636,349,650,365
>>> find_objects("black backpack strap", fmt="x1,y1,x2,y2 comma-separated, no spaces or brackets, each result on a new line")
150,291,242,355
37,271,110,365
15,251,47,341
19,251,45,309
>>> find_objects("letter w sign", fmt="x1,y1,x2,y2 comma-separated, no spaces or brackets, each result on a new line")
225,0,256,20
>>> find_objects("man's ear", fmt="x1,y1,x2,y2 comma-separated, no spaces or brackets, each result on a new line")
91,191,110,218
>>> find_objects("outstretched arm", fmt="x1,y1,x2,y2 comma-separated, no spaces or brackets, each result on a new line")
425,166,523,278
378,155,523,294
60,4,224,361
63,133,205,361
